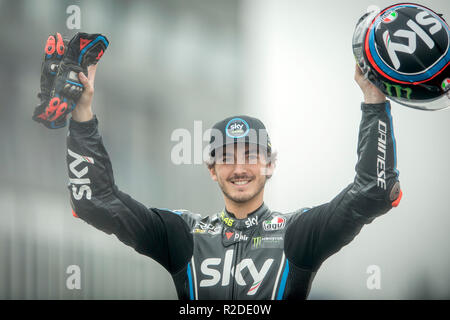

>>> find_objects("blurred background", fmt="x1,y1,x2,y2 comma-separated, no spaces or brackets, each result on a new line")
0,0,449,299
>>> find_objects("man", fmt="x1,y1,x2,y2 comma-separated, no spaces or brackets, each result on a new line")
66,63,401,300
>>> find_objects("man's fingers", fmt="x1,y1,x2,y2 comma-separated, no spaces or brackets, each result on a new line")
78,72,89,86
355,64,368,86
87,64,97,82
354,64,363,80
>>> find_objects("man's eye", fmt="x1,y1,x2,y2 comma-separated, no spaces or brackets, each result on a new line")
220,156,233,163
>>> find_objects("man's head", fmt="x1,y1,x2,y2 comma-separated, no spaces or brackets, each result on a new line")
206,116,276,205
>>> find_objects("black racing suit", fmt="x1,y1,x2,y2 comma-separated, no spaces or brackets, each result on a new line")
66,102,401,300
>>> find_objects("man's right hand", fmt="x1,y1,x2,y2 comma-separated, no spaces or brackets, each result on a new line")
71,64,97,122
33,32,109,128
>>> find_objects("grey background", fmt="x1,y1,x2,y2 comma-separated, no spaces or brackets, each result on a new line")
0,0,448,299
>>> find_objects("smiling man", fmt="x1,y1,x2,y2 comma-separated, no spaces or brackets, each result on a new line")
206,117,275,218
66,63,401,300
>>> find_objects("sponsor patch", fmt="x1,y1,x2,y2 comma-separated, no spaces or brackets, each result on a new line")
199,249,274,296
245,215,258,228
193,221,222,235
252,236,283,249
442,78,450,92
225,118,250,138
262,216,286,231
220,211,235,227
382,10,398,23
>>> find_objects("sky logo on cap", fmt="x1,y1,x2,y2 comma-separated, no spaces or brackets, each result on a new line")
226,118,250,138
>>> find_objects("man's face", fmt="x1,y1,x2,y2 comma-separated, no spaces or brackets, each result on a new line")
208,144,274,204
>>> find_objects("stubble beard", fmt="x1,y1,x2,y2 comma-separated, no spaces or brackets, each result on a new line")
218,176,267,204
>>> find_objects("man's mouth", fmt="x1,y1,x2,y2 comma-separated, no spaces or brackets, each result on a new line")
230,179,252,186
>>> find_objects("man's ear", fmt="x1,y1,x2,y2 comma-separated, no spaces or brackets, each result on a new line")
208,166,218,181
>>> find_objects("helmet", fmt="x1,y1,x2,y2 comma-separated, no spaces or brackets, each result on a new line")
352,3,450,111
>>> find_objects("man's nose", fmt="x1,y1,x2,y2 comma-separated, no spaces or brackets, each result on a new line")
233,146,247,166
232,157,248,174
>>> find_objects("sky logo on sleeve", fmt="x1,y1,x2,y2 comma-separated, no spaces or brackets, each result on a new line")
68,149,94,200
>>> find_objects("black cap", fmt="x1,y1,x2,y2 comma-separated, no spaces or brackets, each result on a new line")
208,115,272,157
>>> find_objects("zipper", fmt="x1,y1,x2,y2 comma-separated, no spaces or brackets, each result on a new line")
230,240,240,299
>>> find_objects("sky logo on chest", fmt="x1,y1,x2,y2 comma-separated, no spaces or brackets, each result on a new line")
226,118,250,138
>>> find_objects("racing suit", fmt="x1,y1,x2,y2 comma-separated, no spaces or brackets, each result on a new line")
66,101,401,300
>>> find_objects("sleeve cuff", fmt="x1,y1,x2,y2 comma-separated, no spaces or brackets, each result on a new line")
360,100,391,113
68,115,98,136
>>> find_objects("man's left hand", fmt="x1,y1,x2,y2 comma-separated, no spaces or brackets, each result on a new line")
354,64,386,104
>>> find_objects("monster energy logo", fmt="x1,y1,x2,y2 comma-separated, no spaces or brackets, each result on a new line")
253,237,262,248
382,81,412,99
252,236,283,249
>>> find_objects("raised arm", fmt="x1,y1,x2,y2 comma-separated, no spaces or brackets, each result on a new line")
285,65,402,271
67,65,193,274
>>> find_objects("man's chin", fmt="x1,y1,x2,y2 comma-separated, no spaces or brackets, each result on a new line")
223,187,262,204
226,193,254,204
